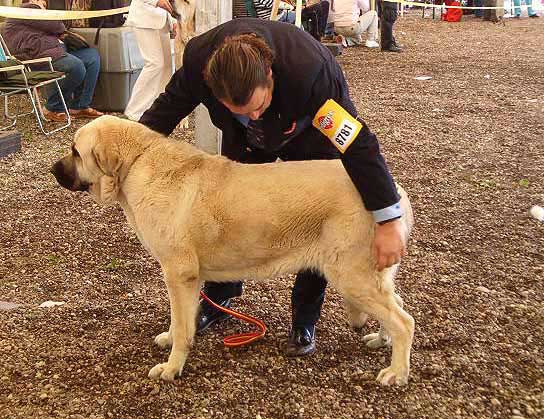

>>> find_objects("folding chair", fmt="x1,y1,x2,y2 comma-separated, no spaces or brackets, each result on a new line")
0,34,71,136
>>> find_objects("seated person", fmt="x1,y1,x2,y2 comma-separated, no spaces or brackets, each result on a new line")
252,0,330,41
332,0,379,48
1,0,103,122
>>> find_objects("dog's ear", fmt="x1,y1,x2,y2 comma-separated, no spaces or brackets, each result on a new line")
92,141,121,177
92,141,122,204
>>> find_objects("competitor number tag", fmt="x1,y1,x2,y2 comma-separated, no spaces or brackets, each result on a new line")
312,99,363,153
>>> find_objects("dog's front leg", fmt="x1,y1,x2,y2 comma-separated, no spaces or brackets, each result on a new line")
148,265,200,382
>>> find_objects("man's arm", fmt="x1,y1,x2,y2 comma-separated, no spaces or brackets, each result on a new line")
306,58,406,270
21,19,65,36
306,60,400,215
139,66,200,136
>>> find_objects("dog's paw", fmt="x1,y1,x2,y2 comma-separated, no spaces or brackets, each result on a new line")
148,362,178,382
376,366,408,386
363,332,391,349
154,331,172,349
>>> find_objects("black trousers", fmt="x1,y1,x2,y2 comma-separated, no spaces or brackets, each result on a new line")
203,126,340,327
302,1,330,41
378,0,398,48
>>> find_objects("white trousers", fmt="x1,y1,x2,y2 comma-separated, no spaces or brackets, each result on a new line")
335,11,378,45
125,23,173,121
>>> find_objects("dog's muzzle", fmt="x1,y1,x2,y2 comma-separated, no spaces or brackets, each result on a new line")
50,158,89,192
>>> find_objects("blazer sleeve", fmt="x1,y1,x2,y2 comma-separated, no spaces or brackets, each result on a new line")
305,59,400,212
139,65,201,136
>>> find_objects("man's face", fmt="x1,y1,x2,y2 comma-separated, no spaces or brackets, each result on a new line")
221,71,274,121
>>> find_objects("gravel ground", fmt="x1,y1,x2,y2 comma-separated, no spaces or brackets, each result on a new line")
1,13,543,419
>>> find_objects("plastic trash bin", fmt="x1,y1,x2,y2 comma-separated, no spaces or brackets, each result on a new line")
71,27,144,112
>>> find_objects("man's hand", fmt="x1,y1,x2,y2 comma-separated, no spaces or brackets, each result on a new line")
373,219,407,271
156,0,174,15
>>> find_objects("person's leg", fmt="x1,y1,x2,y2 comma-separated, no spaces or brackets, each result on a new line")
278,10,296,23
380,0,400,52
158,24,174,92
67,47,100,110
285,269,327,356
335,24,363,46
291,270,328,327
359,11,379,44
279,128,340,356
48,52,85,113
526,0,537,16
473,0,483,17
301,5,323,40
125,24,171,121
318,1,330,37
513,0,522,16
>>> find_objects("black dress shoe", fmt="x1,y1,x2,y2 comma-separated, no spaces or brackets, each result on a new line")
284,325,316,357
196,298,232,335
382,43,402,53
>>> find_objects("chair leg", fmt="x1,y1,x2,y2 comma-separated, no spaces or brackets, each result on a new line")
1,95,18,131
30,80,71,136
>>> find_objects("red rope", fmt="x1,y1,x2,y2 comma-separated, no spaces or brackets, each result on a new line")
199,291,267,347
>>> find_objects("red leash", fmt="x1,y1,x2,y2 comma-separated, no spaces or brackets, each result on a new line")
199,291,267,347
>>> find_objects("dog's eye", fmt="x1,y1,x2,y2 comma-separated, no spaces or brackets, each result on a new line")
71,145,80,158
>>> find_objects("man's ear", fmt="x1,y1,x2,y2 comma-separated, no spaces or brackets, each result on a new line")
92,141,121,177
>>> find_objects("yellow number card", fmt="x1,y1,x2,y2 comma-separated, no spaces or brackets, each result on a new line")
312,99,363,153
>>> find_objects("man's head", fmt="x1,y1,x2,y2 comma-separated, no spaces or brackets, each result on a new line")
204,34,275,120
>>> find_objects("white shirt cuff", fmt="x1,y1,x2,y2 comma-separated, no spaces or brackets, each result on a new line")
372,202,404,223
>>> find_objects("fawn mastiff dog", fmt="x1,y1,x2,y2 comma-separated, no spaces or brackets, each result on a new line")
51,115,415,385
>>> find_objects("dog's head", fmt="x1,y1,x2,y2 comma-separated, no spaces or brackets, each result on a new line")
50,115,145,205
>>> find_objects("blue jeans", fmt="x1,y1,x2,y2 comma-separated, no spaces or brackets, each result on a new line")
47,46,100,112
473,0,483,17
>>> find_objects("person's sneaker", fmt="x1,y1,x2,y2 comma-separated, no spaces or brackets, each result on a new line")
365,40,380,48
284,325,316,357
43,109,68,122
196,298,233,334
529,14,539,18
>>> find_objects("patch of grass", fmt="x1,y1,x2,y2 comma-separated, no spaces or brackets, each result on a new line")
518,179,530,188
477,179,497,188
46,254,62,265
105,257,123,271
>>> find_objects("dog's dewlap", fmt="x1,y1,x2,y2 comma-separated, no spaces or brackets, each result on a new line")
312,99,362,153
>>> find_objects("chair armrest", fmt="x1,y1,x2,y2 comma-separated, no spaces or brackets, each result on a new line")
0,65,24,73
20,57,55,71
20,57,53,65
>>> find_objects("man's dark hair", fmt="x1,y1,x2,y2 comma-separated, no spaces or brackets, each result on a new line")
204,33,275,106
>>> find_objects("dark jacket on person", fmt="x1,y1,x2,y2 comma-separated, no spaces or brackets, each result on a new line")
140,18,399,212
1,3,66,61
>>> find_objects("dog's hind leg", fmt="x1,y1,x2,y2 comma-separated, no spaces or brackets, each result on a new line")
332,266,413,385
148,259,200,382
362,293,403,349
